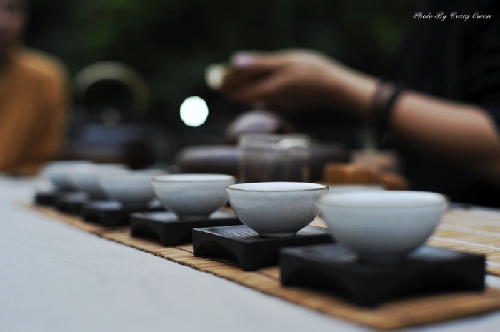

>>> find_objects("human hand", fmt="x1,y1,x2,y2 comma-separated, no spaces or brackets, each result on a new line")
220,50,347,112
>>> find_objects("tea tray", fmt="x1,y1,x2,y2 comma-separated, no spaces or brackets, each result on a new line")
193,225,333,271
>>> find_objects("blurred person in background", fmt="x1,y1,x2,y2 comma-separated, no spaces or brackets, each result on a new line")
0,0,67,176
221,0,500,207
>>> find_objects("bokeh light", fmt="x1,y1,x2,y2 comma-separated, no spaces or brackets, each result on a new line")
180,96,209,127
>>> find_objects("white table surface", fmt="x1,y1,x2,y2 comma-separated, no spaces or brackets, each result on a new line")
2,176,500,332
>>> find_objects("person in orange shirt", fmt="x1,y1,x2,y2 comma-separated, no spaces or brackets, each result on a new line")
0,0,67,176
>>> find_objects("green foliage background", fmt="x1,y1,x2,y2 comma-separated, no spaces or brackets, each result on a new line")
25,0,417,115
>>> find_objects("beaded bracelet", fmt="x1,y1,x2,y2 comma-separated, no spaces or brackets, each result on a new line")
370,81,405,140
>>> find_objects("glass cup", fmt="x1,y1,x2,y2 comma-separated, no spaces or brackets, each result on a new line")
238,134,310,183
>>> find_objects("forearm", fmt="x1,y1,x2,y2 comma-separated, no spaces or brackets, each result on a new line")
323,64,378,118
223,49,500,183
390,92,500,179
327,66,500,179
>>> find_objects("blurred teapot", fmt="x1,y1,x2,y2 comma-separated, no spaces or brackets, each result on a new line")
62,62,159,169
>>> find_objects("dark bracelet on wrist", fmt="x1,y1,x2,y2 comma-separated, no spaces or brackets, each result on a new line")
370,81,405,140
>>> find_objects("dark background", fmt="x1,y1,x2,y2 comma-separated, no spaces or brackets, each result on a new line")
23,0,417,164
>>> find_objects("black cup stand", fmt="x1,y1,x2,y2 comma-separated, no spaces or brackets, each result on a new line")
193,225,333,271
35,189,90,214
55,192,90,215
34,190,60,206
130,211,242,246
82,200,165,227
33,190,89,216
280,244,485,307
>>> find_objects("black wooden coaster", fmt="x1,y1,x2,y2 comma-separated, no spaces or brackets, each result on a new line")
130,211,242,246
34,190,59,206
280,244,485,307
82,200,165,227
55,192,89,215
193,225,333,271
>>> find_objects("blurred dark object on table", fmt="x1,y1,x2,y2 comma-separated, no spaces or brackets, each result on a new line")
61,62,161,169
225,110,294,144
176,110,349,181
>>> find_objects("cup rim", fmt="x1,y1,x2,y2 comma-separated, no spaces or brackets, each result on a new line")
98,173,154,183
315,191,447,207
227,182,328,192
152,174,235,182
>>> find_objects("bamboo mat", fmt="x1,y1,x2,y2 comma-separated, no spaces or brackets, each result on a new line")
429,208,500,276
28,204,500,331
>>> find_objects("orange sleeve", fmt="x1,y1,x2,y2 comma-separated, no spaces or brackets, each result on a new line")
10,65,69,176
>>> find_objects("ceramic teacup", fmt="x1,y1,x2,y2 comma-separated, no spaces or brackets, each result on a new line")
327,184,384,194
42,161,95,192
315,191,447,263
98,172,161,208
226,182,328,237
152,174,235,219
68,164,129,200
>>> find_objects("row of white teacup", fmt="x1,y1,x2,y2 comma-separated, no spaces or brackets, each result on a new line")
42,161,164,204
226,182,447,264
42,161,447,264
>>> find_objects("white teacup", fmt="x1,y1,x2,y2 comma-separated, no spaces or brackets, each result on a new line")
328,184,384,194
42,161,95,192
152,174,235,219
98,173,160,208
68,164,129,200
226,182,328,237
315,191,447,263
